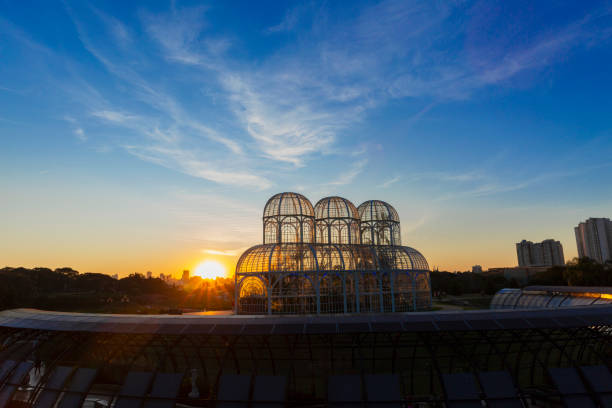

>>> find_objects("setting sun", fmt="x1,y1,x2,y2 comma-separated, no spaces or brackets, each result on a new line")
194,260,227,279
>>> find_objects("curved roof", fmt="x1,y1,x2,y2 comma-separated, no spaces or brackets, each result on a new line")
491,286,612,310
263,192,314,218
358,200,400,223
236,243,429,274
314,196,359,220
1,307,611,334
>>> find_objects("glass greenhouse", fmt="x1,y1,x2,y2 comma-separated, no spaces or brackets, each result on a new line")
491,286,612,309
235,192,431,314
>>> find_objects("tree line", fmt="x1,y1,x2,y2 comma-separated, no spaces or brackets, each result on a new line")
1,257,610,312
432,257,612,296
0,267,234,313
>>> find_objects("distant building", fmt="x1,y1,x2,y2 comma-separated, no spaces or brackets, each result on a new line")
146,271,152,279
472,265,483,273
111,274,118,280
181,270,190,283
575,218,612,264
516,239,564,267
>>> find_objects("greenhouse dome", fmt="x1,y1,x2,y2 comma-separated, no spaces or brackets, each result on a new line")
314,196,360,245
358,200,401,246
263,192,315,244
236,193,431,315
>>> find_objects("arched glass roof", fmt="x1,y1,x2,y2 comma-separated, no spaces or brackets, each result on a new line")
236,243,429,274
263,192,314,218
490,286,612,310
358,200,400,223
314,196,359,220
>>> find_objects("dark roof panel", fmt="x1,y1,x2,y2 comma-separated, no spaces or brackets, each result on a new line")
525,318,559,329
1,307,611,335
242,324,274,335
182,324,213,334
495,318,530,330
305,323,338,334
338,322,371,333
403,320,437,332
434,320,471,331
466,319,501,330
370,322,402,332
156,324,187,334
211,324,244,335
272,324,304,335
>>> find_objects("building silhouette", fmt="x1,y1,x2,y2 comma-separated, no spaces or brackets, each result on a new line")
575,217,612,264
516,239,564,267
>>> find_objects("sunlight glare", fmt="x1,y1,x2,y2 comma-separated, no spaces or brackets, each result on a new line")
194,260,227,279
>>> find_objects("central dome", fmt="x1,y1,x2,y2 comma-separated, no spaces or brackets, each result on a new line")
263,192,315,244
314,196,359,219
314,196,360,244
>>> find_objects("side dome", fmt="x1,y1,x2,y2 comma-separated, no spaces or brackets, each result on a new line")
264,192,314,218
358,200,401,246
358,200,400,222
314,196,360,244
263,192,315,244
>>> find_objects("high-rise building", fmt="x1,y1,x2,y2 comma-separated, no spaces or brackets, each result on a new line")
575,218,612,264
181,270,190,283
516,239,564,267
472,265,483,273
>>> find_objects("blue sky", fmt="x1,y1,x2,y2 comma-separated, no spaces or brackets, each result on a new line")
1,0,611,275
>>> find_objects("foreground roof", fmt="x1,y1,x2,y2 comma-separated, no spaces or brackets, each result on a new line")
1,306,611,406
1,306,611,334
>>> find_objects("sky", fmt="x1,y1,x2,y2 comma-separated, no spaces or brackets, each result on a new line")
1,0,612,277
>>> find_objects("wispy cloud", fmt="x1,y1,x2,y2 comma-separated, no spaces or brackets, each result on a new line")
380,176,400,188
265,4,308,34
58,5,269,188
432,163,612,202
405,170,487,184
91,110,136,123
125,144,272,189
13,1,609,192
73,127,86,141
202,248,246,256
327,159,368,186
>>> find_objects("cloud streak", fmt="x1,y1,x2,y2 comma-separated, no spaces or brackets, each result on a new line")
15,1,609,191
327,159,368,186
202,248,246,256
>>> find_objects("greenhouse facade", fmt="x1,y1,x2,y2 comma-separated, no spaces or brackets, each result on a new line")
235,193,431,314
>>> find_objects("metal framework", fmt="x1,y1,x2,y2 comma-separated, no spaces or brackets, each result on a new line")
492,286,612,309
315,196,360,245
358,200,401,246
0,308,611,406
237,193,431,315
263,192,315,244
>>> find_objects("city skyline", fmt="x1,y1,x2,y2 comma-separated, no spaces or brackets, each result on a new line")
2,1,612,276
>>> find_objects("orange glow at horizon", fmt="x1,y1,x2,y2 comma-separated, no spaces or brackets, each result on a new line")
193,260,228,279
